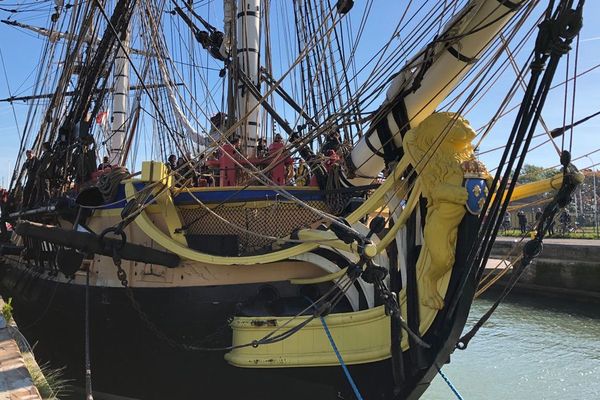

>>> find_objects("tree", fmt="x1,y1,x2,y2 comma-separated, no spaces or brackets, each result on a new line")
517,164,560,184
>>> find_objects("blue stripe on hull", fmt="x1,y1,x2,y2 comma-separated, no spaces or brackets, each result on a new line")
100,184,325,209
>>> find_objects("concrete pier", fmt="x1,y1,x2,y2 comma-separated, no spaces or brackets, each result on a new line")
0,298,43,400
487,237,600,300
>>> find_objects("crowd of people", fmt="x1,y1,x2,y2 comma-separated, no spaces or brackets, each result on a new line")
166,152,215,187
19,143,59,208
13,126,339,207
505,208,572,236
165,132,318,188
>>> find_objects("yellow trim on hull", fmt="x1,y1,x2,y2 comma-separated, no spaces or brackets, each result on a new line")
225,306,393,368
124,158,410,265
125,157,562,268
123,157,564,266
183,185,321,193
151,184,187,244
125,181,318,265
289,267,348,285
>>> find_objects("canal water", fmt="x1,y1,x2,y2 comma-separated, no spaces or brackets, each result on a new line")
64,292,600,399
425,292,600,400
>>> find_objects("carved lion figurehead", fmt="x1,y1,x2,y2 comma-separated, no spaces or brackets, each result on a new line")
404,112,475,169
411,112,476,161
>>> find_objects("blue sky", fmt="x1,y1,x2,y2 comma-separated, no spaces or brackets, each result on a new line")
1,1,599,188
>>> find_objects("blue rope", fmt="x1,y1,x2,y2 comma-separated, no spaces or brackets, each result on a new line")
436,365,465,400
319,316,364,400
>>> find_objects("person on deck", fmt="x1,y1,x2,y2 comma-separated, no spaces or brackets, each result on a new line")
22,150,39,208
268,134,293,185
322,131,342,155
175,157,194,186
36,142,53,203
256,138,268,158
197,164,215,187
295,159,311,186
98,156,111,171
166,154,177,171
517,210,527,234
502,211,511,232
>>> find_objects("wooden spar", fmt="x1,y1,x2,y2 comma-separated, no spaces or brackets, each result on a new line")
238,71,294,135
0,19,150,56
236,0,261,156
110,28,130,165
0,83,182,103
15,221,181,268
347,0,528,187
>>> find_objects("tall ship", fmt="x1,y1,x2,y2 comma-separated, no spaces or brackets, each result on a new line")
0,0,588,399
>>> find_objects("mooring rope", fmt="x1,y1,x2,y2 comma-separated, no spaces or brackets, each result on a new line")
319,316,364,400
436,364,465,400
84,267,94,400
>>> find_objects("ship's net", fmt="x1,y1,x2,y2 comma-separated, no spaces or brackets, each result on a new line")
179,200,329,256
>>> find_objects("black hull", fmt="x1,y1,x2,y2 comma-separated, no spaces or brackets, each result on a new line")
0,217,479,400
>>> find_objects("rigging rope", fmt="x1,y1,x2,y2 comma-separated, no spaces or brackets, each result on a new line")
320,315,364,400
8,0,584,260
93,0,188,156
84,267,94,400
475,59,600,141
105,239,359,352
135,0,528,219
569,32,580,153
446,0,585,339
459,153,583,350
102,2,373,244
436,365,465,400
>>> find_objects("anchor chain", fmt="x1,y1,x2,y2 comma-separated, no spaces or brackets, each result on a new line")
112,249,128,287
112,255,228,352
103,231,351,353
100,228,227,352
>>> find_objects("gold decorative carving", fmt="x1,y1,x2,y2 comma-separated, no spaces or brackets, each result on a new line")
403,112,480,310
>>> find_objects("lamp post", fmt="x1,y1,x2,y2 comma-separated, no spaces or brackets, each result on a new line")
584,155,598,239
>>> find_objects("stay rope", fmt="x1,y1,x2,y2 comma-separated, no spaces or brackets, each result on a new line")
436,365,465,400
105,236,360,353
448,0,585,349
319,315,364,400
84,267,94,400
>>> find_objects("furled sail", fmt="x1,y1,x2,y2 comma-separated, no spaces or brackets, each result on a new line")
347,0,527,187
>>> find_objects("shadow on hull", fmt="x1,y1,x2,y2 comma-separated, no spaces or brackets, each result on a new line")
0,217,479,400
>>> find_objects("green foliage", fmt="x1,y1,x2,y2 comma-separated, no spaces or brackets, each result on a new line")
2,297,13,322
4,306,72,399
501,228,598,239
517,164,560,184
21,351,71,400
29,360,71,399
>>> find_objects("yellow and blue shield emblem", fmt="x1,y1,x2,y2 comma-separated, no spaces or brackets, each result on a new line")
464,178,488,215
